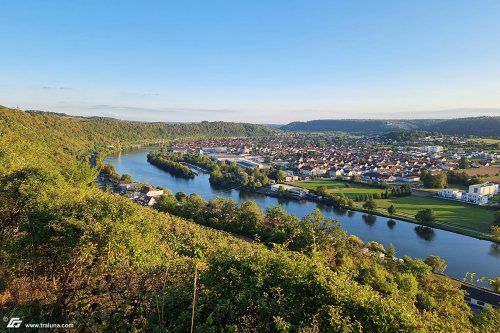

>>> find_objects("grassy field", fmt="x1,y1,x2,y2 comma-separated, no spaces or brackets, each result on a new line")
291,180,385,198
293,179,496,234
374,196,495,233
479,138,500,144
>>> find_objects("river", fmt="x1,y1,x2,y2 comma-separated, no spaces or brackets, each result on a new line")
104,148,500,284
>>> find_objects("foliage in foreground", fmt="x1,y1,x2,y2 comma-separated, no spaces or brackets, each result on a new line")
0,106,499,332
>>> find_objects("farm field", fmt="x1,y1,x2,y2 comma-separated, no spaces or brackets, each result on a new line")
460,166,500,182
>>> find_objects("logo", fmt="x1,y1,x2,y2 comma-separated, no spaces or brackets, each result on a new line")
6,317,22,328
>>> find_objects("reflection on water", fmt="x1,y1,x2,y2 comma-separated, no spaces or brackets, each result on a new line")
362,214,377,226
333,207,348,216
489,244,500,258
387,219,396,230
414,226,436,242
103,148,500,285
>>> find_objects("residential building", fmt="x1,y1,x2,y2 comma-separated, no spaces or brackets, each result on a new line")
461,284,500,311
397,175,421,182
437,189,463,200
270,184,309,198
141,186,164,197
468,183,499,197
462,192,489,205
421,145,443,153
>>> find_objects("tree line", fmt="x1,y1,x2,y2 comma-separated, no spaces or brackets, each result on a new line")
147,150,196,178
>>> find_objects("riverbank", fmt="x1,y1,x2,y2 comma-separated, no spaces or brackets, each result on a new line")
288,179,498,243
96,145,499,243
217,181,498,243
102,148,500,285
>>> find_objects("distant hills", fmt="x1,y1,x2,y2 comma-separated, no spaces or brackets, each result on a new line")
280,117,500,137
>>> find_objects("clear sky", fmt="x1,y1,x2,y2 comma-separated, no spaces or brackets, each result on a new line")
1,0,500,123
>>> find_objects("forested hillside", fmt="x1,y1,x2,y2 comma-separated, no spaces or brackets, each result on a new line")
281,119,438,133
1,106,498,332
1,107,275,157
281,117,500,137
421,117,500,137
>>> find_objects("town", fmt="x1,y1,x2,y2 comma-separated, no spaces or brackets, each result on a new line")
100,132,500,243
168,133,499,200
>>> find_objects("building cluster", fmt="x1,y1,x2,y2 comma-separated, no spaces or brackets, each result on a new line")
118,183,164,206
269,183,309,198
169,135,498,186
438,183,499,205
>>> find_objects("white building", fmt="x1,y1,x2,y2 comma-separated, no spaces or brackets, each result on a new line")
118,182,141,191
328,168,342,178
421,145,443,153
141,186,164,197
397,175,421,182
468,183,499,197
270,184,309,198
299,166,317,177
462,192,489,205
437,182,499,205
285,175,299,182
437,189,463,200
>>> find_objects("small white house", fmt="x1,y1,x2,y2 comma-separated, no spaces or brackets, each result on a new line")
397,175,421,182
329,169,342,178
285,175,299,182
141,186,164,197
270,184,309,198
299,166,317,176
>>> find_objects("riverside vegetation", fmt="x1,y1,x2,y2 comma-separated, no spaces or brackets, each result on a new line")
1,106,499,332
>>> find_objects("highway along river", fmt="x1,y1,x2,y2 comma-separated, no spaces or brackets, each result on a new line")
104,148,500,284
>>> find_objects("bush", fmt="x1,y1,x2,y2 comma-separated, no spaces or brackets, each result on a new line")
363,200,377,211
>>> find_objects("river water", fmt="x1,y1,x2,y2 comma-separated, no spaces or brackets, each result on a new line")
104,148,500,283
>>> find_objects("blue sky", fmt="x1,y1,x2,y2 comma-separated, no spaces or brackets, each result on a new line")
1,0,500,123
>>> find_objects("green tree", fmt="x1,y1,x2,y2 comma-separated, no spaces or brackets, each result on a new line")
120,173,133,182
363,199,377,211
396,273,419,299
424,255,447,273
387,204,396,215
238,200,265,234
458,157,471,169
275,169,286,183
387,243,396,258
367,241,385,253
490,277,500,293
492,225,500,241
422,172,447,189
415,208,436,225
316,185,329,197
473,307,500,332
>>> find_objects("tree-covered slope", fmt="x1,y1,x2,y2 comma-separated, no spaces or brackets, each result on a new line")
1,106,276,155
281,119,438,133
421,117,500,137
281,117,500,137
1,106,498,332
